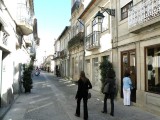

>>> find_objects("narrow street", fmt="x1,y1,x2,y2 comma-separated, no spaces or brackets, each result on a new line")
2,71,160,120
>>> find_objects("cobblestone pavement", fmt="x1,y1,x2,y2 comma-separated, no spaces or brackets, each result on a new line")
2,71,160,120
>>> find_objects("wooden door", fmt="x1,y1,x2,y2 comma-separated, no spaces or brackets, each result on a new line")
121,50,136,102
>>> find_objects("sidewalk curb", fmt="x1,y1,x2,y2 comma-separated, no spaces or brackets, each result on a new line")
0,94,19,120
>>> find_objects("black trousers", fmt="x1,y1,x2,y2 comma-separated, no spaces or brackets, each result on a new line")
103,93,114,114
76,96,88,119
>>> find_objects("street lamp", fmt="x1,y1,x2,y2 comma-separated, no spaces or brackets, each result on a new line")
94,7,115,25
94,11,105,24
98,6,115,17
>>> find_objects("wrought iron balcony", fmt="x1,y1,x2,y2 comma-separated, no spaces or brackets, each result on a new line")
0,30,10,52
53,51,61,60
2,31,8,46
16,3,33,35
68,32,84,49
85,31,100,51
128,0,160,33
24,35,32,48
60,49,67,58
71,1,80,14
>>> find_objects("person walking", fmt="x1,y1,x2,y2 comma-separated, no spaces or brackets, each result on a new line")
75,71,92,120
35,66,40,76
101,69,116,116
123,71,132,106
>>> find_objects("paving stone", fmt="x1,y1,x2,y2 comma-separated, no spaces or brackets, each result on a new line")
2,72,160,120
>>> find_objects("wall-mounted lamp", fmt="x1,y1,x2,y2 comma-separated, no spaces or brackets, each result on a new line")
98,6,115,17
94,11,105,23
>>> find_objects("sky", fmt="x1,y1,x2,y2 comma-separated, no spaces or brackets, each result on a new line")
34,0,71,64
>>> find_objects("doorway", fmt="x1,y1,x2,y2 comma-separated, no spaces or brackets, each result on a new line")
121,50,137,102
92,58,100,91
72,57,74,79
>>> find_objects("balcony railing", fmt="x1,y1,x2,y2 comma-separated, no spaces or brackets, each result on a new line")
24,35,32,47
60,49,67,58
2,31,9,46
17,3,33,35
71,1,80,14
68,32,84,49
85,31,100,51
55,51,60,58
128,0,160,32
0,30,11,52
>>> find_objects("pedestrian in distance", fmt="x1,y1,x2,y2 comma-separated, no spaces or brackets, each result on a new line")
123,70,132,106
35,66,40,76
101,69,116,116
75,71,92,120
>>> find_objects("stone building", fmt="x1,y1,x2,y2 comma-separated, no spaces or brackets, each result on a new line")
68,0,85,81
114,0,160,115
0,0,39,116
55,0,160,115
78,0,115,91
54,26,71,77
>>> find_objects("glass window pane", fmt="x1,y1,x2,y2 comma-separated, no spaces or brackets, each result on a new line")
146,47,160,94
102,12,109,32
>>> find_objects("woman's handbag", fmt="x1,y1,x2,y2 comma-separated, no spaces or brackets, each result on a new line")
103,83,110,94
88,92,91,99
130,84,135,90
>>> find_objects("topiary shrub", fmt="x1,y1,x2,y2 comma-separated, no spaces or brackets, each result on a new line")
22,64,33,93
99,59,116,92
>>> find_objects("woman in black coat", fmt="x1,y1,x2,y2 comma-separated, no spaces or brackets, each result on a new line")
75,71,92,120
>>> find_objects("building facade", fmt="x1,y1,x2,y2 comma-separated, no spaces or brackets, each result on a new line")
78,0,114,91
54,26,71,77
68,0,85,81
114,0,160,115
0,0,39,113
54,0,160,115
53,37,61,76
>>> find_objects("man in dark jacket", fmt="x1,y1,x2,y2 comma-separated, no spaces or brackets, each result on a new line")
102,69,116,116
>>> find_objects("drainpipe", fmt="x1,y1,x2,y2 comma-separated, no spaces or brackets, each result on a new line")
67,31,71,78
115,0,120,98
77,19,85,71
0,50,2,107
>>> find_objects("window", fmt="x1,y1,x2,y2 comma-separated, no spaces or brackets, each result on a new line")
76,22,79,34
102,55,109,61
75,57,78,74
121,1,133,20
79,55,83,72
86,25,91,36
92,19,98,32
102,12,109,32
78,19,84,32
146,46,160,94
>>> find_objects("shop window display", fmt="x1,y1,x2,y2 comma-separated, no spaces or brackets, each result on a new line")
146,47,160,94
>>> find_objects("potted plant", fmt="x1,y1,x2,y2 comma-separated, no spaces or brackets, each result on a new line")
22,64,33,93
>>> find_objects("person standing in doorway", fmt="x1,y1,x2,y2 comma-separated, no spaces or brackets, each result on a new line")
75,71,92,120
123,71,132,106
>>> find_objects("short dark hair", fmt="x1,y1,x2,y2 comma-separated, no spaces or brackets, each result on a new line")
124,71,130,77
